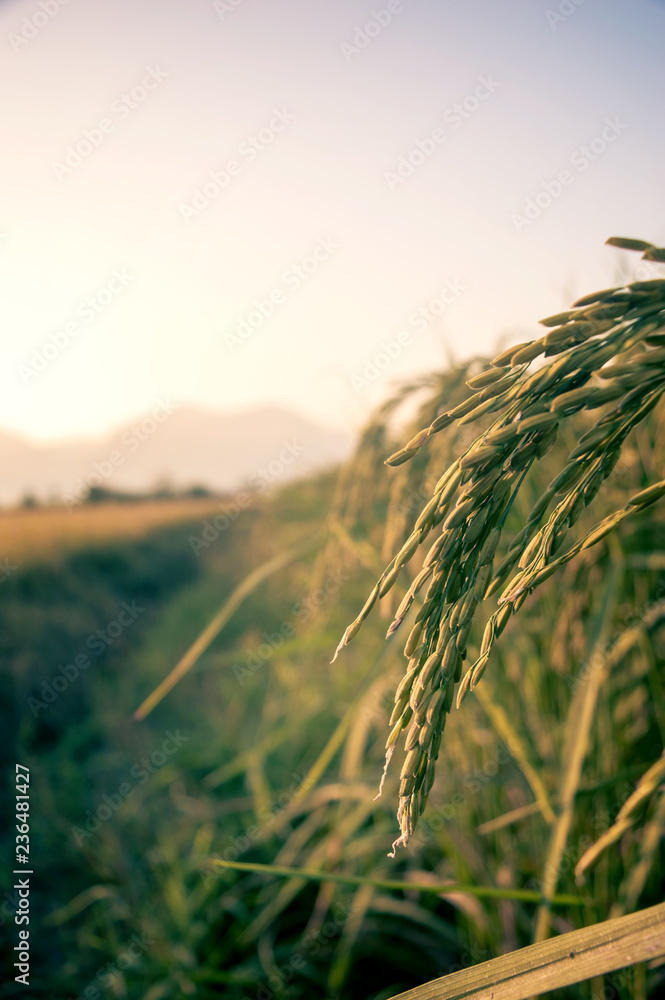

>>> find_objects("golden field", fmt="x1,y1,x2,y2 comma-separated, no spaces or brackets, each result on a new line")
0,497,225,564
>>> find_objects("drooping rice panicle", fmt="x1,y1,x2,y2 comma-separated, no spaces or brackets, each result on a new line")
332,238,665,851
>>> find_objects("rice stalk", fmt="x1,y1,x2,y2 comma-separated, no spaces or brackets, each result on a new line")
133,537,317,720
473,683,556,826
332,237,665,851
533,563,620,943
575,751,665,886
612,788,665,917
210,858,586,904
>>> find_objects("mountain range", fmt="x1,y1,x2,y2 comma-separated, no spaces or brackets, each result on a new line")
0,405,353,507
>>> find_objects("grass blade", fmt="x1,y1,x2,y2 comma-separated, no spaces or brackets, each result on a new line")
533,560,621,942
382,901,665,999
132,537,316,720
474,683,556,825
210,858,587,905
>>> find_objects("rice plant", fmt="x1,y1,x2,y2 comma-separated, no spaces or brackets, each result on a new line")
333,237,665,857
26,238,663,999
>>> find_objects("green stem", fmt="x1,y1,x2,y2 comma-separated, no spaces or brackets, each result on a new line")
210,858,588,906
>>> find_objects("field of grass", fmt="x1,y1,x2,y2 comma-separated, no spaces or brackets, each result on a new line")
1,349,664,998
0,497,227,566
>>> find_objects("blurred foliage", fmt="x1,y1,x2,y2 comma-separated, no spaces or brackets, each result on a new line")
1,247,664,997
0,414,662,998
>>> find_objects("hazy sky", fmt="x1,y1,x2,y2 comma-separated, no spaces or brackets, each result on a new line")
1,0,664,442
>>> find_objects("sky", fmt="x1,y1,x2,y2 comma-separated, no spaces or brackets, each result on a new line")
1,0,664,443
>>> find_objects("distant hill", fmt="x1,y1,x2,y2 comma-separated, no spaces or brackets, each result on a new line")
0,405,353,507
